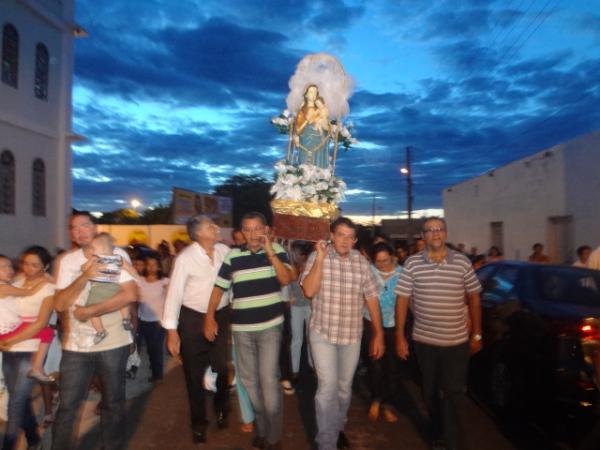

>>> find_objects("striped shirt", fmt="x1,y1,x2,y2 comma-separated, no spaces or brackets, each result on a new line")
395,249,481,347
301,247,379,345
215,243,289,332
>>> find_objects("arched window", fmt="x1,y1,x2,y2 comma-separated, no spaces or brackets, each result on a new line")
34,43,49,100
1,24,19,88
0,150,15,215
32,158,46,216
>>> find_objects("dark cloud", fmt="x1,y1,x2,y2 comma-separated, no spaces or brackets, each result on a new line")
74,17,299,107
433,40,500,75
72,0,600,215
423,9,492,40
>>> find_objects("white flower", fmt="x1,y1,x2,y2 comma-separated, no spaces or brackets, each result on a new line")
283,109,290,118
315,181,328,191
302,184,317,196
287,186,304,201
300,164,316,183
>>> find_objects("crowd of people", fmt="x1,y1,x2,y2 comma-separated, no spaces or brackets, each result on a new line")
1,211,600,450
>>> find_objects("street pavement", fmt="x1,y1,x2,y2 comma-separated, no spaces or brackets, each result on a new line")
1,348,517,450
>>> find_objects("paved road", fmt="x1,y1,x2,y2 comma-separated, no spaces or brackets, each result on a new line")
1,350,517,450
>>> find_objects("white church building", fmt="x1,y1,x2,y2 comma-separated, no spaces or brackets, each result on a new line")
443,130,600,264
0,0,82,257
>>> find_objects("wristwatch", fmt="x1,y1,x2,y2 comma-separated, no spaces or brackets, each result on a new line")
471,334,482,341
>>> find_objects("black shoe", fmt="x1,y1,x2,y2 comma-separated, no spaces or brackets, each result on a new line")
252,436,266,449
430,440,447,450
192,430,207,444
216,411,228,429
337,431,351,449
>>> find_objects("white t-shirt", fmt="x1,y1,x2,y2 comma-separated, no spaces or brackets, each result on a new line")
10,281,55,352
56,247,134,352
138,277,169,322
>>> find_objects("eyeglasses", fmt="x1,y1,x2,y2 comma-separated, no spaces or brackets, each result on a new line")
423,227,446,234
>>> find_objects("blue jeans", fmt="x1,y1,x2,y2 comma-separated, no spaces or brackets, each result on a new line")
1,352,39,450
310,329,361,450
233,324,282,444
290,304,312,373
51,346,129,450
232,340,255,425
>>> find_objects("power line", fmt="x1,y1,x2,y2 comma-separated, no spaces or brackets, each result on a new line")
494,0,560,69
491,0,539,51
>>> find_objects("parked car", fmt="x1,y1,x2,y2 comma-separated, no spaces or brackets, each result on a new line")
469,261,600,448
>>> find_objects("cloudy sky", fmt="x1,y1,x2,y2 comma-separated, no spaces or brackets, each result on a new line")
72,0,600,217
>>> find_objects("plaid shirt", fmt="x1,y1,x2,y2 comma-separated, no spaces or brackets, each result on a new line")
300,246,379,344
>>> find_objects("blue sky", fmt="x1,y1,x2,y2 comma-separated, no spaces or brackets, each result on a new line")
72,0,600,217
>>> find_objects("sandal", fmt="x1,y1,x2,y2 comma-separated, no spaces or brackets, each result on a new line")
240,422,254,433
382,406,398,423
368,401,380,422
27,370,56,385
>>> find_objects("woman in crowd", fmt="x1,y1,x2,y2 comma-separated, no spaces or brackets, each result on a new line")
364,242,402,422
137,254,169,382
288,241,313,384
486,246,503,264
0,246,55,450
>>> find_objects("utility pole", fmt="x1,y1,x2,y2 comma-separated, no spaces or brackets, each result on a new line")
403,146,414,245
371,195,376,238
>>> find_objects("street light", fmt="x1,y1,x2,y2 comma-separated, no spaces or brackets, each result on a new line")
130,198,142,210
401,147,414,245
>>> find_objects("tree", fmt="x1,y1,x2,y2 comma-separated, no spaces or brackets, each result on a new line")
140,204,172,224
97,208,140,224
213,175,273,227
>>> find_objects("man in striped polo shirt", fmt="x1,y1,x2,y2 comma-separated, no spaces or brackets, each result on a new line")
204,212,294,450
395,217,482,450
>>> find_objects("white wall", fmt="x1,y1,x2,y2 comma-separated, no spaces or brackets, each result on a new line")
564,131,600,250
0,0,75,258
444,140,569,260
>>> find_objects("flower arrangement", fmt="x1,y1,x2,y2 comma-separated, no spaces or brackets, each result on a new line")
270,111,357,150
271,110,293,135
331,121,358,151
271,160,346,204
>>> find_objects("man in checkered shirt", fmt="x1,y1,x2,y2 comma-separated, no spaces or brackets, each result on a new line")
301,217,385,450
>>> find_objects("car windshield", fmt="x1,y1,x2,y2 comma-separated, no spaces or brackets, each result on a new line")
537,267,600,306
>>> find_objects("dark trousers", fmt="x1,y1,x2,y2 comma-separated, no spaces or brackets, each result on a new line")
138,320,165,379
279,304,293,381
178,305,230,433
52,346,129,450
414,341,470,450
364,321,399,405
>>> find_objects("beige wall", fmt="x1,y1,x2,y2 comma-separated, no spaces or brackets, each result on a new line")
97,225,234,249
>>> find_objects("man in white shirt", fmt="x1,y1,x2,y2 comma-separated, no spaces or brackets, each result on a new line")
162,215,231,445
573,245,592,268
51,212,137,450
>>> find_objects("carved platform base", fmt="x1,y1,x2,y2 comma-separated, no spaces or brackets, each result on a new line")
272,213,330,241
